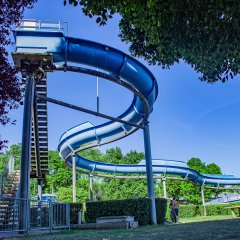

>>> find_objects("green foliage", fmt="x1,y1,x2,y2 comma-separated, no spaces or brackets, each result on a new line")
93,148,148,201
166,158,224,205
0,144,226,208
177,204,233,218
205,204,230,216
43,149,73,195
177,205,203,218
65,0,240,83
98,178,148,200
85,198,167,225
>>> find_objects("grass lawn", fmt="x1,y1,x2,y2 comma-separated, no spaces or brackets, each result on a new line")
181,214,234,223
14,218,240,240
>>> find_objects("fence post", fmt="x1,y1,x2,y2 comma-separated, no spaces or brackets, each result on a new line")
78,211,82,225
162,177,167,199
49,202,53,232
67,204,70,229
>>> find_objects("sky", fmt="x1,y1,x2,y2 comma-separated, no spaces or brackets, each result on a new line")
1,0,240,176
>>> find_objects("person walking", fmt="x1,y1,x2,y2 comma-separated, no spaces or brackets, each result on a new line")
172,197,179,223
169,200,176,223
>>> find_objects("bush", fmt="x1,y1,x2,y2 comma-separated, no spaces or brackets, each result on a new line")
178,205,201,218
69,203,83,224
204,205,230,216
155,198,167,224
172,203,237,219
85,198,167,225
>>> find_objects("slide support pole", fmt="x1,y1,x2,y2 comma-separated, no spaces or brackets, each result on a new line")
19,70,35,233
201,186,207,216
162,177,167,199
143,121,157,225
38,179,42,200
90,174,93,201
72,155,77,203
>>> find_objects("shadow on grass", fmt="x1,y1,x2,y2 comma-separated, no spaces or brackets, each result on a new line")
12,219,240,240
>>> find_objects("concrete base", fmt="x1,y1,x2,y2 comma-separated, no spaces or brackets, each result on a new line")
71,221,138,230
96,216,134,224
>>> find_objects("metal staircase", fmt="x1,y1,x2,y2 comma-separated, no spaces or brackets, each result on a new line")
0,155,21,231
30,77,49,178
0,171,20,197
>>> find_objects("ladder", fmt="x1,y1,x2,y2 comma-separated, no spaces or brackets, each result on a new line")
31,77,49,178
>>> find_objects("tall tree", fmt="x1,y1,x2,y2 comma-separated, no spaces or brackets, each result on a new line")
65,0,240,83
173,158,223,205
0,0,36,151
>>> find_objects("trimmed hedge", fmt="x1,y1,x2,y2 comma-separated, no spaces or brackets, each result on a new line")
156,198,168,224
166,203,239,220
84,198,167,226
204,204,230,216
178,205,202,218
166,203,240,220
70,203,83,224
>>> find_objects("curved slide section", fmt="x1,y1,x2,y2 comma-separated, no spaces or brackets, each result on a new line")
56,37,158,160
69,157,240,186
14,25,240,187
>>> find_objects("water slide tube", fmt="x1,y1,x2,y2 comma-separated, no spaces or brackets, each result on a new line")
14,22,240,187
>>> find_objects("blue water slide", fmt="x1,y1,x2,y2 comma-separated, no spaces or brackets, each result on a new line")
14,21,240,186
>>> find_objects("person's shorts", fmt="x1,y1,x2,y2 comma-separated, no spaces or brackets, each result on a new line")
174,208,179,216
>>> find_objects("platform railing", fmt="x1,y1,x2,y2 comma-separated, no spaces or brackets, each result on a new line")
15,19,68,35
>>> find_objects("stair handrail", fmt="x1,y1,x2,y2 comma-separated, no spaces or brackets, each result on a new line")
0,152,14,195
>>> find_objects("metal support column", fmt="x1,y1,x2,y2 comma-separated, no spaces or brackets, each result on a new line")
162,177,167,199
72,155,77,203
19,71,35,232
143,121,157,224
90,174,93,201
201,186,207,216
38,179,42,200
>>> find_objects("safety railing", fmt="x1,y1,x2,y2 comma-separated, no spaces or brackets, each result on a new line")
30,200,70,231
30,200,51,230
0,153,14,195
29,201,70,231
15,19,68,35
0,197,70,233
52,202,70,229
0,196,28,232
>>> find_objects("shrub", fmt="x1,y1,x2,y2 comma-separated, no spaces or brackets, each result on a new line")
178,205,201,218
69,203,83,224
155,198,167,224
204,205,230,216
85,198,167,225
173,204,235,219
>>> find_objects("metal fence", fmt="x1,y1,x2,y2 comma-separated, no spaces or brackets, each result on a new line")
0,196,70,233
0,196,28,232
30,201,70,230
